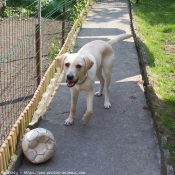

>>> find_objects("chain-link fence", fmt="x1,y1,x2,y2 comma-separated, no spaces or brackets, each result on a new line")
0,0,76,147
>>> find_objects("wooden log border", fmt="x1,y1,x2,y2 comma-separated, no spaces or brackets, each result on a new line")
0,1,93,174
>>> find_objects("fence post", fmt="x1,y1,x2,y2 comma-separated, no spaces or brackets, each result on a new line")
35,24,42,86
36,0,42,86
62,0,66,46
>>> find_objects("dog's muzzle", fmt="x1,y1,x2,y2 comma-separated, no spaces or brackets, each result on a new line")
66,74,79,87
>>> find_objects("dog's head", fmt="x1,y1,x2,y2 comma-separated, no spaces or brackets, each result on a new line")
56,53,94,87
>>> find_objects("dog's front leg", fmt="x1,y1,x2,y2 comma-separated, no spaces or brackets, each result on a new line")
82,91,93,125
65,88,79,126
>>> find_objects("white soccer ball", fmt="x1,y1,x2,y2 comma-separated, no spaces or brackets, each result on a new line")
22,128,56,163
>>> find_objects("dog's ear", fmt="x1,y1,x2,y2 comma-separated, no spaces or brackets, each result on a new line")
83,57,94,73
56,53,69,72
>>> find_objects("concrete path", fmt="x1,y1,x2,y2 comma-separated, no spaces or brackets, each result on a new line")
18,0,162,174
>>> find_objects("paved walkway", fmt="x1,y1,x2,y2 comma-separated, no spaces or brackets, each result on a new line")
18,0,162,174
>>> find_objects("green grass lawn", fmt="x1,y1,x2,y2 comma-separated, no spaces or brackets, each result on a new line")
131,0,175,165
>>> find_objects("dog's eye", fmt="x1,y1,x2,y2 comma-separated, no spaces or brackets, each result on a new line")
76,65,82,68
65,63,70,67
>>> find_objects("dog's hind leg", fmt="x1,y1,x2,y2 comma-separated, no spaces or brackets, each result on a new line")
102,54,114,109
103,70,112,109
94,67,104,97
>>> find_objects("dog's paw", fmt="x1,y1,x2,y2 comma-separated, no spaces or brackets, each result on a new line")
65,118,74,126
104,102,111,109
82,115,91,125
94,91,102,97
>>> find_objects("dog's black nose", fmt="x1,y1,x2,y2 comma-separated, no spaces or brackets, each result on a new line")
67,74,74,80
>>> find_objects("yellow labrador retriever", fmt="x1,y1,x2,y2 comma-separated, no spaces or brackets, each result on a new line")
57,33,132,125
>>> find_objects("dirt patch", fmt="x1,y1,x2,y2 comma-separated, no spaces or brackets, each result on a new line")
165,42,175,56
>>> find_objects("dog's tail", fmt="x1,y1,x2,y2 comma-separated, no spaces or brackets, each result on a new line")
107,34,132,46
